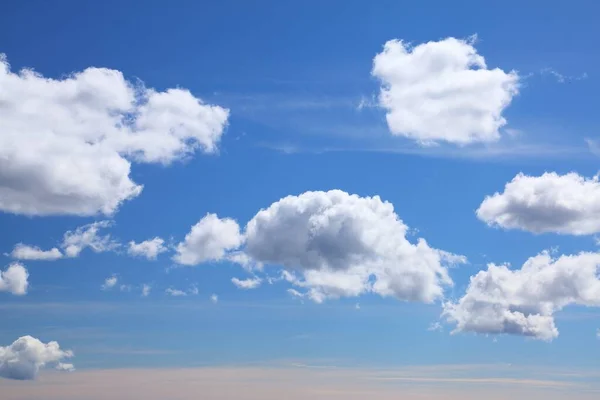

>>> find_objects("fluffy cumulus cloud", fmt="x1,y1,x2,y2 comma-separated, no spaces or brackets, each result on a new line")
443,251,600,341
10,244,62,261
0,263,29,295
372,36,519,145
231,277,262,289
173,213,243,266
0,54,229,216
242,190,465,303
477,172,600,235
0,336,74,380
128,237,167,260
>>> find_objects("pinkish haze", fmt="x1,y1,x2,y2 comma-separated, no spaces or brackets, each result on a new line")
1,366,598,400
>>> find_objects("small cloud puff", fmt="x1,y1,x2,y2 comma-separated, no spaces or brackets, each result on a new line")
0,336,74,380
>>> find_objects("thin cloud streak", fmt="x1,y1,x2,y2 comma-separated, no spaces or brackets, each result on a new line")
258,140,590,162
366,376,576,388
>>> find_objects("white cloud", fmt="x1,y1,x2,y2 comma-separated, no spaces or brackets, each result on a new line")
55,362,75,372
10,220,115,261
355,303,360,310
231,277,262,289
0,263,29,295
210,294,219,304
62,220,117,257
173,213,243,266
443,250,600,341
166,288,187,297
428,322,443,332
165,286,197,297
372,36,519,145
0,54,229,216
0,336,73,380
101,275,118,291
141,284,152,297
128,237,167,260
119,284,131,292
10,244,62,261
242,190,464,303
225,251,256,270
477,172,600,235
287,288,304,299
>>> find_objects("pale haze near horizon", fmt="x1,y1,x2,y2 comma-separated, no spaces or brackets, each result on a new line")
2,367,599,400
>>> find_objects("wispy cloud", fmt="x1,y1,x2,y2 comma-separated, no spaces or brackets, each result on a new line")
72,345,177,356
585,138,600,157
540,68,588,83
366,376,576,388
210,92,360,112
258,139,589,162
427,322,443,332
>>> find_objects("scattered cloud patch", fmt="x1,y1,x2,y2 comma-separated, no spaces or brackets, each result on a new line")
165,285,198,297
141,284,152,297
210,294,218,304
231,277,262,289
9,220,116,261
10,244,62,261
174,213,243,266
443,250,600,341
0,54,229,216
372,35,519,145
165,288,187,297
62,221,117,257
101,275,118,291
356,94,378,111
0,336,74,380
428,322,443,332
55,362,75,372
242,190,465,303
586,138,600,157
540,68,588,83
0,263,29,295
287,288,304,299
477,172,600,235
128,237,167,260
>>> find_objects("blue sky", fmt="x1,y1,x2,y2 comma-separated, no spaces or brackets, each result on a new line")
1,0,600,398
